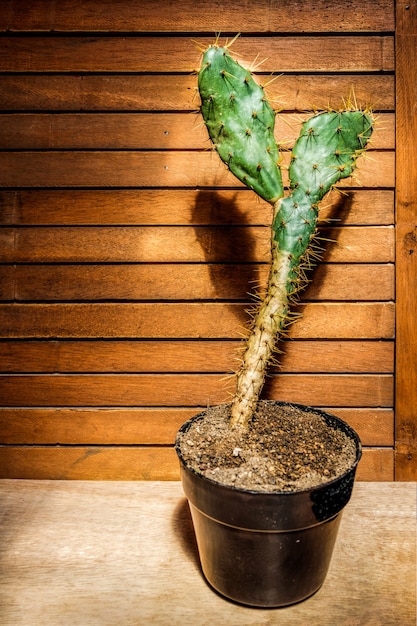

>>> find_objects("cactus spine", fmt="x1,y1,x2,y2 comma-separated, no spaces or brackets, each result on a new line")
198,42,373,429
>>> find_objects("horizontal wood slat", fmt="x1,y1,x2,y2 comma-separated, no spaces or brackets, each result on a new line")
0,189,394,226
357,448,394,481
0,226,394,263
0,0,394,33
0,113,394,150
0,263,394,302
0,226,394,264
302,264,394,301
0,446,394,481
0,150,394,189
0,446,181,481
0,340,394,373
0,407,394,446
0,303,395,339
0,373,393,407
0,36,395,73
0,75,395,112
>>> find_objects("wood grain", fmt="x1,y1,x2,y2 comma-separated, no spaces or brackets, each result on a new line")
1,481,414,626
0,36,394,73
0,447,393,480
0,225,394,263
0,0,395,32
0,407,393,446
0,150,394,189
0,112,394,150
0,189,394,226
0,263,394,302
395,2,417,480
0,302,395,339
0,74,395,112
0,339,393,373
0,373,393,407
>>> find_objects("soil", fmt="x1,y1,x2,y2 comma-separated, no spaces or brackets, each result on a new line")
176,401,358,493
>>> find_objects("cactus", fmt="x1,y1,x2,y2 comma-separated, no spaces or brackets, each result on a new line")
199,43,283,203
198,42,374,429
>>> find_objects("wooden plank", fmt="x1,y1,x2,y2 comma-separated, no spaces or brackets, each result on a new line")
0,303,395,339
0,74,395,112
0,407,394,446
0,446,393,480
1,483,414,626
395,2,417,480
0,226,272,263
0,36,395,73
356,448,394,481
1,482,414,626
0,189,394,226
0,266,14,300
319,226,394,263
0,225,273,263
6,263,272,302
278,341,394,374
0,0,395,33
1,263,394,301
0,340,394,374
0,226,394,264
0,112,394,150
0,446,181,480
264,375,394,408
329,409,394,446
0,373,393,407
0,150,394,189
302,264,394,301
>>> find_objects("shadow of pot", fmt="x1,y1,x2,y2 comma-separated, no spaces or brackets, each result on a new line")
175,401,362,608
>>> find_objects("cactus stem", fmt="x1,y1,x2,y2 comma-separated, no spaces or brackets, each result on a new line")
230,200,296,429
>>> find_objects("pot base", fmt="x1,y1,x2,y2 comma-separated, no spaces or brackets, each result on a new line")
189,501,342,608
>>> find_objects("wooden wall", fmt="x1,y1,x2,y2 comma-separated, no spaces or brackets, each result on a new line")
0,0,402,480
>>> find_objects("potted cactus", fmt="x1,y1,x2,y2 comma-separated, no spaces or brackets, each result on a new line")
175,40,373,608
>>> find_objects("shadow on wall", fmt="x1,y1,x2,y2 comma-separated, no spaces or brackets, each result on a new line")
190,188,352,381
262,191,354,388
191,186,351,286
191,190,265,323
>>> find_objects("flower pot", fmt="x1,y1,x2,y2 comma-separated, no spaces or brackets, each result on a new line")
175,401,362,608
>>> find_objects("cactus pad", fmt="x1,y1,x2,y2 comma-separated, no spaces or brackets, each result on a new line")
274,110,373,269
198,44,284,203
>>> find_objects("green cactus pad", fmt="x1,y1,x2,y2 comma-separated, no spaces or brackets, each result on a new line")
198,45,284,203
289,111,372,198
273,110,373,265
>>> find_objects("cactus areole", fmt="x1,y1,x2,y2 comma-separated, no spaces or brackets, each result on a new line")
198,43,373,430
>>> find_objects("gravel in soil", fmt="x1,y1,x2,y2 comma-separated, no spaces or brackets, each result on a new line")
176,401,358,492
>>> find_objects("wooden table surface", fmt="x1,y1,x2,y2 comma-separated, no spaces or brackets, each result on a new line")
0,480,415,625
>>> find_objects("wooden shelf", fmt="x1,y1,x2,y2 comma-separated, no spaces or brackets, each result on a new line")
0,480,415,624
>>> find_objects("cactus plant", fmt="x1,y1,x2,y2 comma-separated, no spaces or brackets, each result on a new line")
198,41,373,429
174,41,373,608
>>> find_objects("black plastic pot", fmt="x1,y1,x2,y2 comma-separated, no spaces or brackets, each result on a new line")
175,401,362,608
